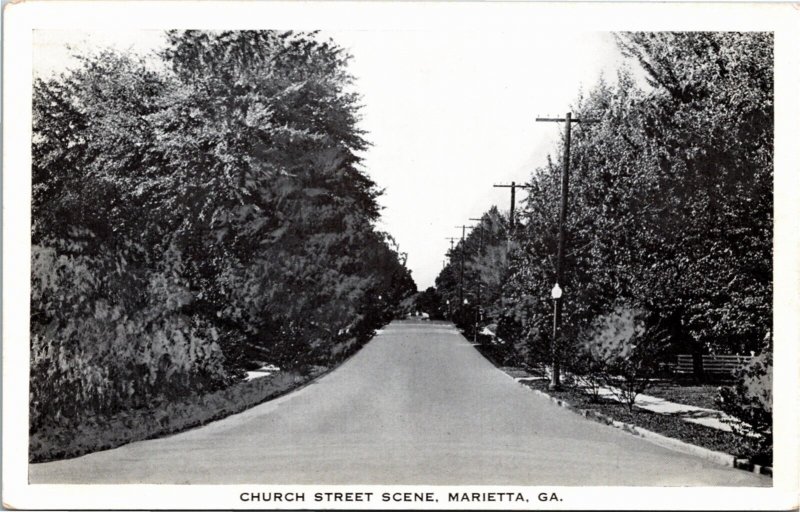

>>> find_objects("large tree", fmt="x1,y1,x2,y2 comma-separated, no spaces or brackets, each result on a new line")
31,30,415,431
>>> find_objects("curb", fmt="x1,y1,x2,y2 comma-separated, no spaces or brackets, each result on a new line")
734,458,773,477
524,386,773,477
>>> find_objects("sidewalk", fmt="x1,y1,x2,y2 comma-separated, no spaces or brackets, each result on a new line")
513,370,737,432
579,383,737,432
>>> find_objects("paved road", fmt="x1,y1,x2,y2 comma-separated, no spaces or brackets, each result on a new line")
30,320,769,485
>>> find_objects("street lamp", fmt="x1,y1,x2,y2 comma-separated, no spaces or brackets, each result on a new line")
550,283,563,390
463,298,477,344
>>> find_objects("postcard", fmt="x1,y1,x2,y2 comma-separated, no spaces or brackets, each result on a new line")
3,1,799,510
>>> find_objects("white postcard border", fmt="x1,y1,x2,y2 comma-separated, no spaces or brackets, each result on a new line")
4,1,799,510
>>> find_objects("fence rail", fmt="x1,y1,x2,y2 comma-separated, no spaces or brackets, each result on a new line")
675,354,753,376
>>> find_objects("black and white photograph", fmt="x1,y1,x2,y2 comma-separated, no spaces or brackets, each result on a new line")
3,1,799,510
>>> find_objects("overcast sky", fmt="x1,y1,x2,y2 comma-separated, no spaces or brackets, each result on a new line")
34,29,640,290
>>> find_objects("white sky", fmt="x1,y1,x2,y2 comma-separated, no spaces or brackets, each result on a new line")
33,29,638,290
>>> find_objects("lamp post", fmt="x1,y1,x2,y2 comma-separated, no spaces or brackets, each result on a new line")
463,298,477,343
468,218,485,336
550,283,563,390
537,112,598,391
477,306,483,344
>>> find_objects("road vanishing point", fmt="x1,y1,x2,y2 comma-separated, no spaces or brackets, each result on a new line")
29,320,770,485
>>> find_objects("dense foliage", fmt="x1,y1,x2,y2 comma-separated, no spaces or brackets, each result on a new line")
717,339,773,464
31,30,416,434
435,33,772,457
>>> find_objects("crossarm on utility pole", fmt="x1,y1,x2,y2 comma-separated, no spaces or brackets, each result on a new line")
535,117,599,123
494,182,532,228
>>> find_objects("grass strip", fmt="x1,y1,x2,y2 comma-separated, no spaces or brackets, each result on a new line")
644,382,724,410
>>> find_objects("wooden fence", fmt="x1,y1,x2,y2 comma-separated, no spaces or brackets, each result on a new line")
674,354,753,377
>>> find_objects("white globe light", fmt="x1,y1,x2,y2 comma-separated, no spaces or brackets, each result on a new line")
551,283,563,300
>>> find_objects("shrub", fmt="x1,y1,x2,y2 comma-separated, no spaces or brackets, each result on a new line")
569,351,606,403
29,244,230,432
716,345,772,465
580,306,670,411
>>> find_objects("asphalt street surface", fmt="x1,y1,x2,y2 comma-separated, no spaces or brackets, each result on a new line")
29,320,770,485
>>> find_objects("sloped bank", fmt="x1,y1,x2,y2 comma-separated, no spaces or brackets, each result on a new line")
30,333,376,463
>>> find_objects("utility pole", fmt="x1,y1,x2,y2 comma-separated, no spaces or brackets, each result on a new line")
454,225,474,306
443,235,459,317
469,218,485,341
468,219,484,251
444,237,458,257
536,112,598,390
493,182,532,230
